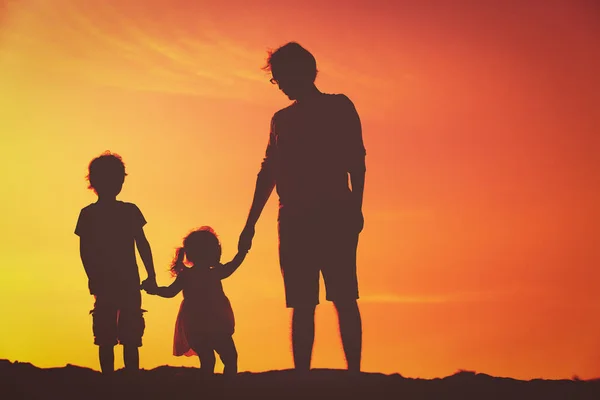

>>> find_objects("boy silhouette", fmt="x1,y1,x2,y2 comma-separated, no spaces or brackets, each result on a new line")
75,151,157,375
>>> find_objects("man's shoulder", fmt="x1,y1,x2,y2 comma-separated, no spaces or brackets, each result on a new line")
329,93,355,107
272,102,298,120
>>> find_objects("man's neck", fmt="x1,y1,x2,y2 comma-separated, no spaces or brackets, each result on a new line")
295,84,322,103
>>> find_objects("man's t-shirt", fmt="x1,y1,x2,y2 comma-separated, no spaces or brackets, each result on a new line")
259,93,366,214
75,201,146,293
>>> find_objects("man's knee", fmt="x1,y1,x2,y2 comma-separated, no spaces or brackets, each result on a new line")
292,305,316,319
333,299,359,313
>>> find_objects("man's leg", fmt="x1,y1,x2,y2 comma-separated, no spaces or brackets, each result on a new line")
291,305,316,372
333,300,362,372
279,214,320,373
324,222,362,373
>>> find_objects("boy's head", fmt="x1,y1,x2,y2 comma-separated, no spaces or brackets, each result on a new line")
183,226,222,266
263,42,318,100
86,151,127,197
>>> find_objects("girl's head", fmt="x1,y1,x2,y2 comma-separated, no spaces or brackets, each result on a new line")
170,226,222,275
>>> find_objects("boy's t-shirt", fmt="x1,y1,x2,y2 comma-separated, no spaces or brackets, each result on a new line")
75,201,146,293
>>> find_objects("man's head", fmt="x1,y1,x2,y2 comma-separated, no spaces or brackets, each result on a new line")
86,151,127,198
263,42,318,100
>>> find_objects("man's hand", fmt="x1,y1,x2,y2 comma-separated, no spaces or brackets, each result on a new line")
238,225,255,253
141,276,157,292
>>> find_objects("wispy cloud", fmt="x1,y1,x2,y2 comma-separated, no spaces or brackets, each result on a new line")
0,1,269,100
1,0,391,102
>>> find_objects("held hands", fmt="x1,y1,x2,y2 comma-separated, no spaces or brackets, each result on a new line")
238,224,255,253
141,276,158,295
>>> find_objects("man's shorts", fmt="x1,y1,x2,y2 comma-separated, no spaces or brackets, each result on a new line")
90,290,145,347
278,206,360,308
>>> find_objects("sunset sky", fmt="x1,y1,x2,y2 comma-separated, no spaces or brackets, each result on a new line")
1,0,599,380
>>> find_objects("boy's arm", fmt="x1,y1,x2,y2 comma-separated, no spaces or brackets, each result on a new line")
79,237,99,294
135,227,157,287
147,277,184,298
216,251,248,280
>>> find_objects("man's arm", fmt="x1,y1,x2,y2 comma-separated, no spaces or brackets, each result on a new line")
349,165,366,211
245,170,276,229
343,94,367,232
239,118,278,252
238,167,275,252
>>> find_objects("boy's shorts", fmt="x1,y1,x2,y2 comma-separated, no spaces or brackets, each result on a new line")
278,207,360,308
90,291,145,347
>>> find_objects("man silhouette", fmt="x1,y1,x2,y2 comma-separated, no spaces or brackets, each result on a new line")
238,42,366,373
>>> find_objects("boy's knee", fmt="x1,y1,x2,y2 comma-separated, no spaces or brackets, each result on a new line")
118,309,146,347
222,348,238,366
91,308,118,346
229,346,239,360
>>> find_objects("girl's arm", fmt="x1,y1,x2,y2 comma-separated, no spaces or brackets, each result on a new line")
145,275,183,298
215,251,248,280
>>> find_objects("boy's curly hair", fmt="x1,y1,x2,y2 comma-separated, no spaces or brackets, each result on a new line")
86,151,127,194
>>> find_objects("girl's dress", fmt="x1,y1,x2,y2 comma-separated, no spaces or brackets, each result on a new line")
172,266,235,356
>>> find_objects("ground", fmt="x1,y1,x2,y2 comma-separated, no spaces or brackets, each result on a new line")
1,360,598,400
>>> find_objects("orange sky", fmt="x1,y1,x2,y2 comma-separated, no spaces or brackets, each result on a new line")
1,0,599,380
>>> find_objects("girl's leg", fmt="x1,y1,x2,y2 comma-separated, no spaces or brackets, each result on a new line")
192,344,216,376
214,336,238,376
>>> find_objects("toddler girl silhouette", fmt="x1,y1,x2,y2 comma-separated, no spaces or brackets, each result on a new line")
144,226,246,376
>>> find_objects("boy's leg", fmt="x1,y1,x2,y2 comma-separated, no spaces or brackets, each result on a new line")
92,295,118,375
99,346,115,375
213,336,238,376
117,291,145,371
123,345,139,371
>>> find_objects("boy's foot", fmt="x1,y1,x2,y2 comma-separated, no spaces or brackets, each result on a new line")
197,368,216,380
